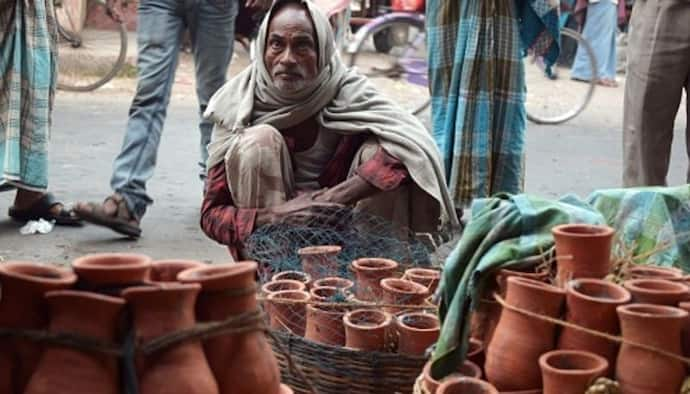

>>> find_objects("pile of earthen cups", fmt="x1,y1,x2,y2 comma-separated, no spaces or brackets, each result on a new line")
261,245,443,356
420,223,690,394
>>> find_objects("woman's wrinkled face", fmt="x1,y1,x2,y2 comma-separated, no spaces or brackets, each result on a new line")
264,4,319,94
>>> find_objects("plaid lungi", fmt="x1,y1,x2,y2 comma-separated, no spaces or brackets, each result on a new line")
0,0,58,192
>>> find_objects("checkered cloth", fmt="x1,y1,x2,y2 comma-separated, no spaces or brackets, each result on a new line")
0,0,58,192
426,0,560,207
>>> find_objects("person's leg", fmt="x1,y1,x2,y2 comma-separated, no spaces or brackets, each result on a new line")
602,1,619,83
572,1,617,81
186,0,238,179
109,0,185,219
623,0,689,186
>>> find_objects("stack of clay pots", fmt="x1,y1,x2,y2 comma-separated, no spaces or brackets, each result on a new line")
261,245,443,357
0,254,292,394
460,223,690,394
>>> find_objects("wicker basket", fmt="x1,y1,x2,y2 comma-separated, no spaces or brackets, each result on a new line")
268,330,427,394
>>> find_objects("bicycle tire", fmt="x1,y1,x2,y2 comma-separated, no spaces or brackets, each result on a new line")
526,27,598,125
56,19,128,92
347,14,430,116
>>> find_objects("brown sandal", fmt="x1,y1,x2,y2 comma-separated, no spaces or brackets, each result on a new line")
74,194,141,238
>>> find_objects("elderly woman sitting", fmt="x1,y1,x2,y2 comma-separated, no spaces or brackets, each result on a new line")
201,0,457,257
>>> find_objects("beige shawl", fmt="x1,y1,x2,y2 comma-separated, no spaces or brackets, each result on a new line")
204,0,458,228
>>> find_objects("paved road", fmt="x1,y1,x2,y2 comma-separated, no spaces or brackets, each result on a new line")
0,50,687,264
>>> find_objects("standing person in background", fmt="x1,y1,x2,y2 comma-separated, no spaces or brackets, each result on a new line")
571,0,628,87
0,0,81,225
623,0,690,187
75,0,270,238
427,0,560,212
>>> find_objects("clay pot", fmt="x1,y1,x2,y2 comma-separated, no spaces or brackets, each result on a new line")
539,350,608,394
437,377,499,394
72,253,152,292
623,278,689,306
396,312,440,355
496,267,550,296
380,278,429,314
484,277,565,391
467,338,485,371
351,258,399,301
343,309,394,351
628,265,683,280
0,262,77,394
266,290,310,336
558,279,631,374
123,284,218,394
309,286,348,306
24,290,124,394
297,245,342,280
177,262,283,394
422,360,483,393
616,303,687,394
261,279,307,295
148,260,205,283
305,303,347,346
677,302,690,358
403,268,441,295
312,277,354,293
552,224,614,287
271,271,312,288
498,391,542,394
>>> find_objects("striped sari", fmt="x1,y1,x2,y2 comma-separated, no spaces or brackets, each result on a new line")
427,0,560,207
0,0,58,192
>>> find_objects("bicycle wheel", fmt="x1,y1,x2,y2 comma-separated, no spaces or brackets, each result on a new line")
56,8,128,92
525,27,598,125
347,14,430,115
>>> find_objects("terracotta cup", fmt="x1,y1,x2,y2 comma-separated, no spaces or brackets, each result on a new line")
616,303,687,394
396,312,440,355
437,377,499,394
271,271,312,288
351,258,399,301
312,277,355,294
677,301,690,359
539,350,608,394
261,279,307,295
297,245,342,280
305,303,347,346
148,260,205,283
72,253,152,290
467,338,485,371
558,278,630,375
422,360,482,394
623,278,689,306
343,309,394,351
628,265,683,280
552,224,614,287
403,268,442,295
266,290,310,336
380,278,430,314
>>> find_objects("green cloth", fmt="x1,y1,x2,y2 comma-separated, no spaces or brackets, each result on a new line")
588,185,690,271
431,193,605,378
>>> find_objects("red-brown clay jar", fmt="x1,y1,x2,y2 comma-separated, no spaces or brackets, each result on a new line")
403,268,442,295
0,262,77,394
351,258,399,301
343,309,393,351
177,262,283,394
496,267,550,296
380,278,429,314
261,279,307,295
627,265,683,280
266,290,310,336
396,312,440,355
678,301,690,359
558,278,630,374
305,303,347,346
297,245,342,280
623,278,689,305
422,360,482,393
123,284,218,394
616,303,687,394
147,259,205,283
467,338,485,371
539,350,608,394
271,271,312,288
312,277,354,293
484,277,565,391
24,290,124,394
552,224,614,287
72,253,152,291
309,286,348,305
437,377,499,394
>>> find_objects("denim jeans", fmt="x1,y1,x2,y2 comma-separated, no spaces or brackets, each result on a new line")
110,0,237,219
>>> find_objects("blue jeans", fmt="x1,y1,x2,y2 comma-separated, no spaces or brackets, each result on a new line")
110,0,237,219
